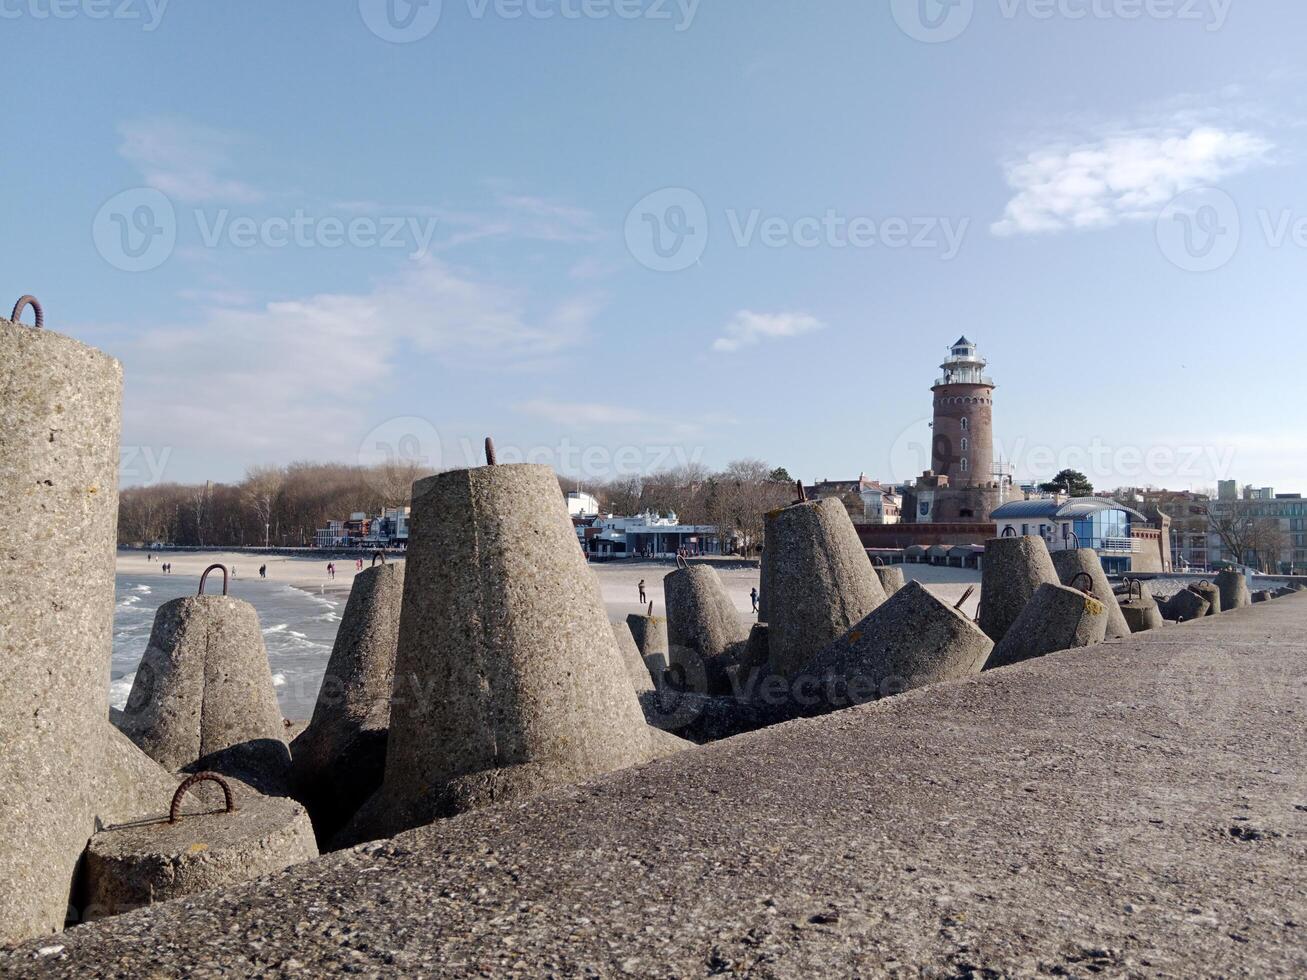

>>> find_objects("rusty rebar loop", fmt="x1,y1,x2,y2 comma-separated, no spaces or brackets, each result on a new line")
1070,571,1095,597
872,557,885,567
676,554,689,571
1198,579,1210,587
1066,530,1080,549
372,550,386,567
10,295,42,329
198,564,230,596
169,772,236,824
1127,579,1143,602
1001,525,1017,537
794,480,807,504
955,585,976,610
648,601,654,617
485,437,497,467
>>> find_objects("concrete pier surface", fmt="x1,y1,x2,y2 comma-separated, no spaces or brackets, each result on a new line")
9,596,1306,976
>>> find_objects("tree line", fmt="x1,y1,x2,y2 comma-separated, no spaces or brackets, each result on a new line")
118,459,795,554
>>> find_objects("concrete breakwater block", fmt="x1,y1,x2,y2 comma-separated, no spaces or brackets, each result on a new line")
1187,581,1222,616
82,774,317,920
1252,590,1273,603
976,536,1060,644
345,462,661,844
120,569,287,778
1215,569,1251,611
986,583,1108,670
766,498,886,679
1051,549,1130,640
805,581,992,705
1163,587,1211,622
665,565,749,664
874,565,906,599
291,561,404,844
757,512,776,621
613,620,655,693
0,311,133,945
626,607,668,661
1118,582,1165,633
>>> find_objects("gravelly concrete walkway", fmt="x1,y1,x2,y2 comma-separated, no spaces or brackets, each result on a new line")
5,596,1305,978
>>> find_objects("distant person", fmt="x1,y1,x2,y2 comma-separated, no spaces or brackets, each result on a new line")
327,563,335,580
231,565,237,578
750,587,759,613
638,579,647,604
259,564,267,580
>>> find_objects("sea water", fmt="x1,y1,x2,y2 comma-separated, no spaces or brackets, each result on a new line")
112,571,342,719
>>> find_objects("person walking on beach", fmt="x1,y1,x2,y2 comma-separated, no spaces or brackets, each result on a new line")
750,587,759,613
259,564,267,580
327,563,335,580
638,579,646,604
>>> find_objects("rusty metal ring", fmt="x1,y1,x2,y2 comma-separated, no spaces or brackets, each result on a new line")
1001,525,1017,537
170,772,236,823
10,295,42,329
1070,571,1095,596
676,554,689,571
1198,579,1210,587
1066,530,1080,549
198,564,229,596
872,556,885,567
485,436,497,467
372,550,386,567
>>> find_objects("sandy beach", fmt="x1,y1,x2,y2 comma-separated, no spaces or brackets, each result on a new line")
116,551,982,622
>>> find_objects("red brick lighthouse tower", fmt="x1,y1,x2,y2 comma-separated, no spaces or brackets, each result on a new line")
926,337,1002,522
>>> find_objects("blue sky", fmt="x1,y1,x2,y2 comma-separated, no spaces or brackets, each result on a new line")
7,0,1306,493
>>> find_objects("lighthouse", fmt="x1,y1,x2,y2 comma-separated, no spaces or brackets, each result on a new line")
932,336,994,487
906,337,1004,524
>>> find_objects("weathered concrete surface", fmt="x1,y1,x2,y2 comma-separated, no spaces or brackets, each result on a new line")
624,610,668,662
804,581,992,704
977,535,1060,644
1216,569,1252,612
1051,548,1131,640
12,596,1307,976
766,498,886,678
345,464,656,843
986,583,1109,670
874,564,906,598
0,319,126,945
1163,587,1211,622
82,782,318,920
664,565,749,665
1189,582,1223,617
612,620,655,694
119,595,287,774
292,563,404,842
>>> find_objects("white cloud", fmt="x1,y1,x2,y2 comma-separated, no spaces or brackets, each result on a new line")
711,310,825,353
118,116,263,204
992,124,1273,236
116,257,598,461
